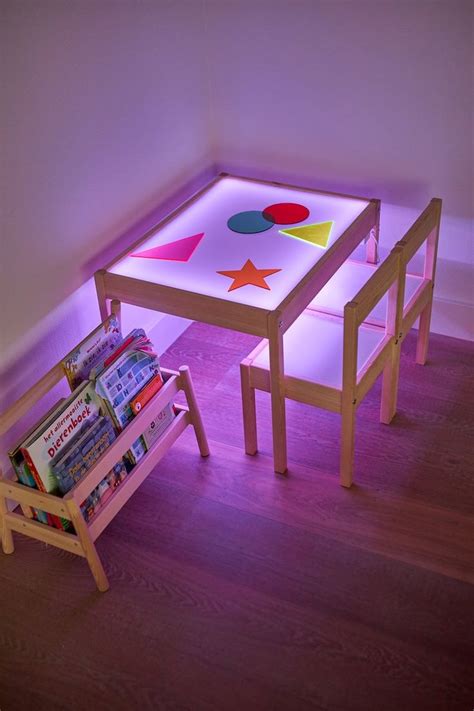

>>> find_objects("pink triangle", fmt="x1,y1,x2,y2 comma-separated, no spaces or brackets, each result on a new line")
131,233,204,262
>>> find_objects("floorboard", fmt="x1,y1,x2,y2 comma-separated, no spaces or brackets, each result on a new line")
0,325,473,711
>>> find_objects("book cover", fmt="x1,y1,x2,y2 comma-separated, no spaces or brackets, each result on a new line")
130,373,174,450
141,405,175,449
89,328,156,381
9,397,67,527
61,315,122,390
94,343,162,463
20,381,103,494
8,397,66,480
9,455,52,526
51,414,115,493
130,372,164,414
51,415,128,523
81,462,127,523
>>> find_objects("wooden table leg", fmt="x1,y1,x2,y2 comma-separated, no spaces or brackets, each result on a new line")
240,359,258,455
110,298,122,328
94,269,109,322
268,312,287,475
366,199,380,264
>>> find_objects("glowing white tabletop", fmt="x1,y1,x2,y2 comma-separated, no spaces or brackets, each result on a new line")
109,175,371,312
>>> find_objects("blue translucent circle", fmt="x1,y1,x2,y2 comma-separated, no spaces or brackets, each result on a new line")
227,210,275,234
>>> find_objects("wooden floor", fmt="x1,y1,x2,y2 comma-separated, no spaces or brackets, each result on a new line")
1,323,473,711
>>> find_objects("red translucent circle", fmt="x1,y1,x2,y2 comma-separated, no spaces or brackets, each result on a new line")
262,202,310,225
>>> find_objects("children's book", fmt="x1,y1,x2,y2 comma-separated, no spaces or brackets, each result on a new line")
8,398,66,527
141,406,175,449
61,315,122,390
51,414,113,493
89,328,156,381
129,372,164,413
130,373,174,449
94,336,162,463
19,381,104,495
50,414,128,523
80,462,127,523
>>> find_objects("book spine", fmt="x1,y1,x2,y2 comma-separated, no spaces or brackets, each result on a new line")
20,448,65,530
10,456,50,525
100,396,139,466
130,373,164,414
103,334,135,369
20,448,43,490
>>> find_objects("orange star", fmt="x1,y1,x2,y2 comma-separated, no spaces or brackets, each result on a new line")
217,259,282,292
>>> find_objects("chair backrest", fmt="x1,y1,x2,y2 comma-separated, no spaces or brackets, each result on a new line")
341,245,404,403
395,198,442,335
397,198,442,280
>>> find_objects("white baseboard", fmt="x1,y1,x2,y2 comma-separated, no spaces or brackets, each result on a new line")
431,297,474,341
148,313,193,354
119,300,192,355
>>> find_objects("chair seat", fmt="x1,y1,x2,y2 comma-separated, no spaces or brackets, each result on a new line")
310,260,424,322
252,311,386,390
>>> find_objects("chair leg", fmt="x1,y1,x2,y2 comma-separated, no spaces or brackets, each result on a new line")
380,344,401,424
240,361,258,455
416,299,433,365
340,406,356,488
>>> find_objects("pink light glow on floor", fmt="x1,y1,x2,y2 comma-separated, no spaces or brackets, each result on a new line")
254,311,385,389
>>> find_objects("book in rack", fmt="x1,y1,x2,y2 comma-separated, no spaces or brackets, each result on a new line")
50,414,128,522
61,314,122,390
20,381,103,494
94,329,171,463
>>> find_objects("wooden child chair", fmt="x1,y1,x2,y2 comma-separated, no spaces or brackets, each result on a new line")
240,198,442,486
240,245,406,488
309,199,442,365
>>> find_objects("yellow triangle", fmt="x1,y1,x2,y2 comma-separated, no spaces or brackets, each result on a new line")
280,221,333,248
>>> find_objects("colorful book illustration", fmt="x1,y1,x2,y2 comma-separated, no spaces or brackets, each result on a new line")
130,373,174,449
20,381,103,495
61,315,122,390
129,372,164,413
140,406,174,449
81,462,127,523
94,332,162,463
51,415,128,523
89,328,156,380
8,398,66,527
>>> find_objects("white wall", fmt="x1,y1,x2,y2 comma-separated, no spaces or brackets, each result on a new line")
1,0,472,418
203,0,474,339
1,0,214,411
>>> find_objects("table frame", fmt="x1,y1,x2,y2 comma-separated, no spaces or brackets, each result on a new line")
95,173,380,474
